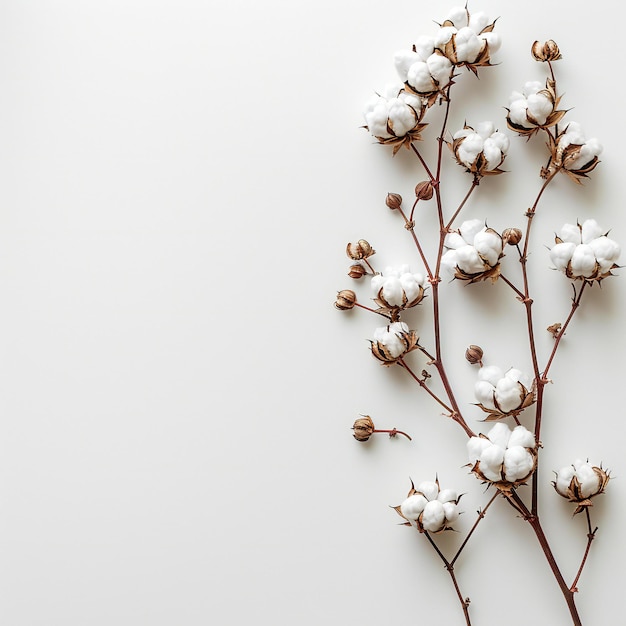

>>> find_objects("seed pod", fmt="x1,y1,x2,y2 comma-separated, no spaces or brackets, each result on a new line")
502,228,523,246
346,239,375,260
347,264,367,279
415,181,434,201
465,345,483,365
352,416,375,441
334,290,357,310
386,193,403,210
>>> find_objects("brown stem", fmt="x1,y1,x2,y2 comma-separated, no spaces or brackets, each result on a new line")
570,505,597,593
424,531,472,626
372,428,412,441
508,491,583,626
450,491,499,566
397,205,434,280
354,302,392,319
445,179,480,231
397,358,455,416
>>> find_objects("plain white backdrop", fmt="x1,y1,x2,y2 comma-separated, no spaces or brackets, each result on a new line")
0,1,623,624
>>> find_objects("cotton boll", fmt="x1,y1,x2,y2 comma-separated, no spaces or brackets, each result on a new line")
454,27,483,62
559,223,582,244
590,236,620,271
479,365,504,386
446,6,469,27
427,53,452,84
494,376,523,412
388,100,418,136
467,436,491,463
581,219,604,244
444,232,467,250
482,32,501,54
394,50,422,80
401,493,428,520
443,502,459,522
435,26,456,47
508,99,531,127
441,250,459,275
407,61,436,93
569,244,598,277
474,380,496,408
555,464,576,495
550,242,576,271
455,244,485,273
482,140,503,170
508,425,535,449
417,481,439,501
459,219,484,243
468,11,489,33
486,422,511,449
422,500,446,532
476,121,495,138
575,463,601,498
414,36,435,60
473,229,502,266
480,444,505,473
503,446,534,482
437,489,458,504
525,93,552,124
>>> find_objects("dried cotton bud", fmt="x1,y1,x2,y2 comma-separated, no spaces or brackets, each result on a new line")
352,416,375,441
394,478,461,533
335,290,357,310
531,40,562,62
348,264,367,279
553,459,610,514
502,228,522,246
467,423,537,490
386,193,403,210
415,181,434,200
465,345,484,365
549,219,620,282
346,239,375,260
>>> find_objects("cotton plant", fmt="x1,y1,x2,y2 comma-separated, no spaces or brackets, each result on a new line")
334,6,616,626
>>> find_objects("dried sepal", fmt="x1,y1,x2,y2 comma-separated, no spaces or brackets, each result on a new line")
531,40,562,62
346,239,375,260
334,289,357,310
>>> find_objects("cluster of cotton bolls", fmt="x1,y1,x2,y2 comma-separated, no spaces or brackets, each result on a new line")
468,423,536,486
451,121,509,176
441,219,503,281
370,321,419,365
553,459,610,514
364,6,500,148
549,219,620,281
397,480,460,533
371,265,427,311
474,365,534,418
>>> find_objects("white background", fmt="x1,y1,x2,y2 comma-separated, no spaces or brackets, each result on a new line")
0,1,623,624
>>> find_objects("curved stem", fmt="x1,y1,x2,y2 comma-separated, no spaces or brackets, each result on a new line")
445,179,479,231
570,508,597,593
508,491,583,626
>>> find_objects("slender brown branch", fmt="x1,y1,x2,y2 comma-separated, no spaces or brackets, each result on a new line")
445,179,480,231
353,302,392,319
570,508,597,593
397,205,434,280
499,273,526,300
397,358,455,415
508,491,583,626
423,531,472,626
451,490,499,566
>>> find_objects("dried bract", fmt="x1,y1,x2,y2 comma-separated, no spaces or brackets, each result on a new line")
531,39,562,62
